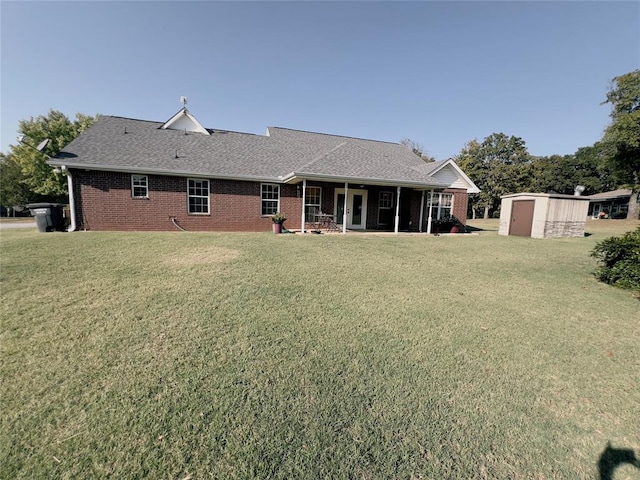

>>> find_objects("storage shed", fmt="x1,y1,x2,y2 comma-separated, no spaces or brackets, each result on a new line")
499,193,590,238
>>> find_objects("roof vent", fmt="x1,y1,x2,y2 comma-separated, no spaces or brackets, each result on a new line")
574,185,585,196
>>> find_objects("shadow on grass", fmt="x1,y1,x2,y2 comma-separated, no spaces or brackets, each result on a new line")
464,225,498,233
597,442,640,480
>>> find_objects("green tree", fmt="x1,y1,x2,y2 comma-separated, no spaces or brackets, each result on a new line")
0,153,41,210
400,138,436,162
5,110,97,202
601,69,640,219
456,133,531,218
527,144,613,196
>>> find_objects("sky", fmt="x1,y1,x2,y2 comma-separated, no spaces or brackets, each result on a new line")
1,1,638,160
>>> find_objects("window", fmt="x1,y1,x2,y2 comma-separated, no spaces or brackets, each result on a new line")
305,187,322,222
188,179,209,214
379,191,393,209
261,183,280,216
131,175,148,198
378,191,394,225
428,192,453,220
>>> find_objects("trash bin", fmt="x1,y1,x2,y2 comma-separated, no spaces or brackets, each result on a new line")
26,203,65,232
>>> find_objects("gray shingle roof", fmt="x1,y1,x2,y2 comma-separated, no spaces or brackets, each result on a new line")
51,115,450,187
587,189,632,201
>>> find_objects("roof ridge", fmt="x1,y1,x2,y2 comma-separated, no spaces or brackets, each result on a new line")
102,115,163,124
295,141,348,172
268,126,400,145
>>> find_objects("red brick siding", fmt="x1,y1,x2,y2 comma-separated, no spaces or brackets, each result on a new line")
446,188,468,225
70,170,469,232
72,170,302,231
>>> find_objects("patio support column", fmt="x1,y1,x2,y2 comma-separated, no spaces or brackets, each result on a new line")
419,190,425,233
342,182,348,234
394,186,401,233
427,189,435,234
301,179,307,233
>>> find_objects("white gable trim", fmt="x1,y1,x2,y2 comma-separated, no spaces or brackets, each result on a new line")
160,108,210,135
429,159,480,193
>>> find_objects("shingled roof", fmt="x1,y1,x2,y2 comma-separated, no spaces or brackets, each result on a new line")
50,113,464,189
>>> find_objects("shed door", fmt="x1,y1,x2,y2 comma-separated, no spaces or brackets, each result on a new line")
509,200,534,237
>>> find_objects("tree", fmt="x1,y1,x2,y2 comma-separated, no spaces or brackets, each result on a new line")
4,110,97,202
399,138,436,162
455,133,531,218
527,144,613,196
0,153,41,210
601,69,640,219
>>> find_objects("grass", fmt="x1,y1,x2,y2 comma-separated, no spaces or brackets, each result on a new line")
0,217,35,223
1,220,639,479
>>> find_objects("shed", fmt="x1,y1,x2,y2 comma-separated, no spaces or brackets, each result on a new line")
498,193,590,238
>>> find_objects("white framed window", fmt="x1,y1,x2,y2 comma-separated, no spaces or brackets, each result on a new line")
131,174,148,198
378,191,394,226
261,183,280,216
428,192,453,220
379,191,393,209
305,186,322,222
187,178,209,214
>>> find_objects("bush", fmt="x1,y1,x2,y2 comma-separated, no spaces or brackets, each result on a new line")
591,227,640,292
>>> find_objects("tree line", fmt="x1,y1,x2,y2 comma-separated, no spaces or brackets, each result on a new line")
1,70,638,218
452,69,639,219
455,135,616,219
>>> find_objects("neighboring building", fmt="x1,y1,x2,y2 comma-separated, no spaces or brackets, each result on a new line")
499,193,590,239
49,106,479,233
586,189,633,219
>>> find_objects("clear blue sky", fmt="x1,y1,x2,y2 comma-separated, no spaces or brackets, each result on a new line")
1,1,638,159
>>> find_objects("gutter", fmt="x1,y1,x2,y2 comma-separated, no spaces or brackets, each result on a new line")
280,171,448,190
47,160,281,184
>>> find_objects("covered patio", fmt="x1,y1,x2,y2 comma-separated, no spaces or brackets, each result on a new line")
283,177,471,235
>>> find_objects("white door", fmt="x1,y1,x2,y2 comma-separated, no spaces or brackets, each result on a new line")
335,189,368,229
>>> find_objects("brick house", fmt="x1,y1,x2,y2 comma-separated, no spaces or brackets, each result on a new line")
49,107,479,233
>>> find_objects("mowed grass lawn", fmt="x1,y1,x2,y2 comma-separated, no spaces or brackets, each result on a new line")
1,220,639,479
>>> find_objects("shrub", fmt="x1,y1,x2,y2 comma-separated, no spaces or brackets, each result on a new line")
591,227,640,292
271,212,286,224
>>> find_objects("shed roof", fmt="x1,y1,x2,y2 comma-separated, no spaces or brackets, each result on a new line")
500,192,590,201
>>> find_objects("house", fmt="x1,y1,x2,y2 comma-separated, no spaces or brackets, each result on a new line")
48,106,480,233
586,189,633,219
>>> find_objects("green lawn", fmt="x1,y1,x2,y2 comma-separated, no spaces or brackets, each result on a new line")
1,220,639,479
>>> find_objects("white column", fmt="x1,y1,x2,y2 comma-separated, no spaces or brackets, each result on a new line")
419,190,425,233
394,186,401,234
427,190,434,234
342,182,348,234
301,179,307,233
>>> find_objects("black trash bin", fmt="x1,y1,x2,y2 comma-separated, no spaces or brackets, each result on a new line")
26,203,65,232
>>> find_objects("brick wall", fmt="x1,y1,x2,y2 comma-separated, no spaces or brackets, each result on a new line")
72,170,302,232
70,170,470,232
446,188,469,225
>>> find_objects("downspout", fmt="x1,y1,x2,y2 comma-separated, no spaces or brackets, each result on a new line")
394,186,401,234
419,190,425,232
427,189,434,234
64,166,77,232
